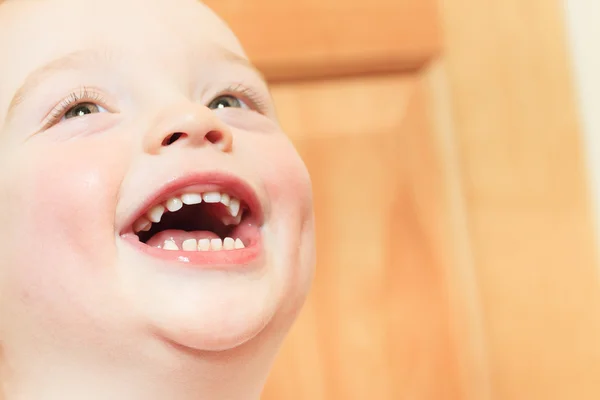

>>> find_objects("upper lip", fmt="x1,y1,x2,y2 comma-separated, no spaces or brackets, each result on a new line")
119,171,265,235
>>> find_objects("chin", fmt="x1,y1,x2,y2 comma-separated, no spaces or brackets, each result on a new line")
148,276,281,352
116,241,301,353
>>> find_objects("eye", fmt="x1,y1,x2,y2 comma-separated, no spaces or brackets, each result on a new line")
63,102,107,120
207,95,250,110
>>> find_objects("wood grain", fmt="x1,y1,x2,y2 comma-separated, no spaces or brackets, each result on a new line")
424,61,493,400
438,0,600,398
204,0,441,81
262,73,473,399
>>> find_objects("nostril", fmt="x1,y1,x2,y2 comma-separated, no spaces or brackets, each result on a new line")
205,130,223,145
162,132,187,146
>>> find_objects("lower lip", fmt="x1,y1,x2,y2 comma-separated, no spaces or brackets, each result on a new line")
121,231,263,267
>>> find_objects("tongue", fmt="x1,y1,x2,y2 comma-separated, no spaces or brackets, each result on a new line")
146,230,220,248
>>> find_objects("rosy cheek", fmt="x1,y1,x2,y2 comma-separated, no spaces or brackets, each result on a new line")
0,140,124,328
261,138,313,213
10,140,123,266
255,136,314,312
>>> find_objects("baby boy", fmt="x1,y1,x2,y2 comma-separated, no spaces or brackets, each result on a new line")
0,0,315,398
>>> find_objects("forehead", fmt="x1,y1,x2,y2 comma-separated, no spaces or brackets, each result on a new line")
0,0,246,116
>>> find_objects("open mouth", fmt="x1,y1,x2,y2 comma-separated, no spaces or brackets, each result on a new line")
121,175,264,265
132,190,258,251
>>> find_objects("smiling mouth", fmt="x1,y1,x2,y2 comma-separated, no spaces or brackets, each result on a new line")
134,190,253,251
121,177,264,266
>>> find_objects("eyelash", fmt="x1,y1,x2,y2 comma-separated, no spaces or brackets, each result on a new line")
42,84,268,130
42,87,107,129
213,83,269,113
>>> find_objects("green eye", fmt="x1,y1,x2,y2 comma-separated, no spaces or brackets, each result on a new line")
63,102,106,120
208,95,249,110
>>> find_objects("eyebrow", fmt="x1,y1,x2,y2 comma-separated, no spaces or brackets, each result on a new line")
5,46,265,122
6,48,115,118
214,48,266,82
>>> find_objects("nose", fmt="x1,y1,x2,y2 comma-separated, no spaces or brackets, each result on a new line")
143,103,233,154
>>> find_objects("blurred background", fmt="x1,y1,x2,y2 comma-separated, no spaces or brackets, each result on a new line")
206,0,600,399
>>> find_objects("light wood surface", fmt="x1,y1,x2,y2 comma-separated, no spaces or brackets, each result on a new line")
438,0,600,398
204,0,440,81
266,74,468,399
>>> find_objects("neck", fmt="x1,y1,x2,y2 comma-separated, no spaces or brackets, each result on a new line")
2,334,278,400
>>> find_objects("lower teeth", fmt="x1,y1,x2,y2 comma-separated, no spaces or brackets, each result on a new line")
161,237,245,251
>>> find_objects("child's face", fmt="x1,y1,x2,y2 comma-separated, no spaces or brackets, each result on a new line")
0,0,314,364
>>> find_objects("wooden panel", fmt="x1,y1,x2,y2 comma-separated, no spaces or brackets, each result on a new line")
423,62,492,400
204,0,441,81
438,0,600,398
262,73,472,399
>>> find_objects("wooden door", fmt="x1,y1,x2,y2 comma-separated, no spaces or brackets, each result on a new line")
206,0,600,399
205,1,476,399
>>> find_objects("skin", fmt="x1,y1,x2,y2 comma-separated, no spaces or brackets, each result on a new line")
0,0,315,399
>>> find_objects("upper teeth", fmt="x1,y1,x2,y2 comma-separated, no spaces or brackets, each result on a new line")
165,197,183,212
181,193,202,205
202,192,221,203
133,191,244,233
147,204,166,223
